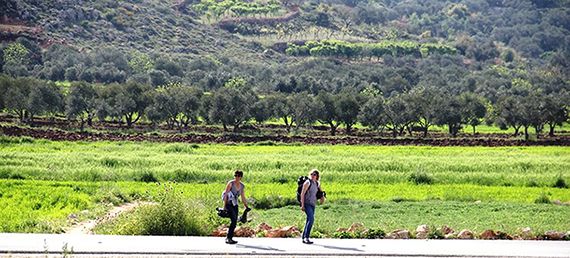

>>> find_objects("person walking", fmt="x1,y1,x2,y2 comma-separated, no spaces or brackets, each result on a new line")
300,169,325,244
223,170,249,244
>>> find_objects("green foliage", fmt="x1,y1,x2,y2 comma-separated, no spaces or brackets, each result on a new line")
408,170,434,185
286,40,457,59
553,176,568,189
3,42,29,65
534,193,551,204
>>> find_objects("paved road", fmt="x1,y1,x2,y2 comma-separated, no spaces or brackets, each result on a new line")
1,233,569,257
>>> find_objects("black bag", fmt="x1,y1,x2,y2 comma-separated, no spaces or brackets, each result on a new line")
238,207,252,223
296,176,309,203
216,207,230,218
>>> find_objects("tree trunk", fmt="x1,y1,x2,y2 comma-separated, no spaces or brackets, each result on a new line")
549,123,555,137
283,116,291,133
222,123,228,132
80,118,85,132
524,126,529,141
329,122,337,136
472,125,476,135
346,124,352,135
423,127,428,138
514,126,520,137
87,114,93,126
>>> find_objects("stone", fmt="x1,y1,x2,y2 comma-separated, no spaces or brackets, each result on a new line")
255,223,272,233
415,225,429,239
521,227,534,240
480,229,498,240
211,225,228,237
553,200,562,205
386,229,410,239
444,233,457,239
266,226,301,238
336,227,349,233
67,214,78,220
544,230,565,240
349,223,366,233
234,226,255,237
457,229,474,239
441,225,454,235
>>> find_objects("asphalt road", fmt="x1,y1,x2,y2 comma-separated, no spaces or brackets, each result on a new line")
1,233,569,257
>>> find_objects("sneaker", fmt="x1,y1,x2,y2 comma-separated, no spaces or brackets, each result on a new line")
225,239,238,245
302,239,313,244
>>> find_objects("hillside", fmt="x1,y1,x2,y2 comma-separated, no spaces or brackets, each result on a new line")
1,0,569,91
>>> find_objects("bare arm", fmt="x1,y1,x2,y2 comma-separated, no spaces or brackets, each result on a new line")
241,188,249,209
300,181,310,211
223,182,232,208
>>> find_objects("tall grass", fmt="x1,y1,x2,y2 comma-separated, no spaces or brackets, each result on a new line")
0,138,568,186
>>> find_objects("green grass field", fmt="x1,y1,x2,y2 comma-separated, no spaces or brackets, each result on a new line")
0,137,569,236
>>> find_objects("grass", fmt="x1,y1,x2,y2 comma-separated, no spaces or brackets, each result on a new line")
0,139,569,186
251,200,570,237
2,179,569,234
0,137,569,236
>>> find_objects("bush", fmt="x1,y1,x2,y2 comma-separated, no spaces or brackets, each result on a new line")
135,184,207,235
553,176,568,189
137,171,158,183
333,231,357,239
363,228,385,239
534,193,551,204
408,170,433,185
164,144,196,154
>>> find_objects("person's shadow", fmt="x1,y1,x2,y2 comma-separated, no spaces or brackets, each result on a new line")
314,244,364,252
236,244,284,252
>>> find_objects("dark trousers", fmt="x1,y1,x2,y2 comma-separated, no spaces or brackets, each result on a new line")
225,204,239,239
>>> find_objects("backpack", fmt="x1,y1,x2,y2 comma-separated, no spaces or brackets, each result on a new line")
296,176,309,203
296,176,327,203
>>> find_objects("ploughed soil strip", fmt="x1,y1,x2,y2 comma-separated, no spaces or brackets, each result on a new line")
2,125,569,146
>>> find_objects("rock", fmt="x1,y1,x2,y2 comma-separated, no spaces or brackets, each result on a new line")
474,200,482,204
386,229,410,239
349,223,366,233
415,225,429,239
211,225,228,237
234,226,255,237
521,227,534,240
496,231,513,240
457,229,474,239
67,214,77,220
441,225,454,235
553,200,562,205
266,226,301,238
255,223,272,233
444,233,457,239
480,229,498,240
336,227,349,233
544,230,565,240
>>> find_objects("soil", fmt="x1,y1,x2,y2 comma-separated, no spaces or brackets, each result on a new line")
2,124,569,147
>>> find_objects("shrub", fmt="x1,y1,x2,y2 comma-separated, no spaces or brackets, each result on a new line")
137,171,158,183
534,193,551,204
553,176,568,189
428,229,445,239
164,144,195,154
135,184,207,235
408,170,433,185
333,231,357,239
364,229,385,239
